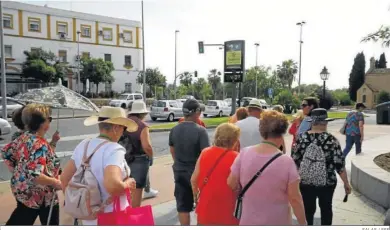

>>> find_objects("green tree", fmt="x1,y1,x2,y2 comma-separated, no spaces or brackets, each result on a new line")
379,53,387,68
136,68,167,96
331,88,352,106
348,52,366,102
22,48,67,83
313,88,334,110
294,84,321,96
276,59,298,90
179,71,193,87
194,78,212,101
377,90,390,104
80,57,115,94
362,26,390,47
207,69,222,99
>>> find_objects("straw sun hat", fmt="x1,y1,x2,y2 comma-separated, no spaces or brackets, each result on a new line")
84,106,138,132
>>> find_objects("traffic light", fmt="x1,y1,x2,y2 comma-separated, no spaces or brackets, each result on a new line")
198,41,204,54
194,71,198,77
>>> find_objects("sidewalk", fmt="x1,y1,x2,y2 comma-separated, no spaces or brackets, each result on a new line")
0,125,388,225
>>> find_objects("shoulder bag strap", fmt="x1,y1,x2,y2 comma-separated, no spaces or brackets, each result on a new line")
238,152,282,198
82,140,110,165
199,149,229,192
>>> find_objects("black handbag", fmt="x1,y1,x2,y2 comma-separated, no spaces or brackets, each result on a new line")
233,153,282,219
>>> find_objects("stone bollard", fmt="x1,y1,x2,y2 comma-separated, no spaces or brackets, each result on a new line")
384,209,390,225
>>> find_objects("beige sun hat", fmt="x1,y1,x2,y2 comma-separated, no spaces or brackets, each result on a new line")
129,100,149,114
84,106,138,132
248,99,262,109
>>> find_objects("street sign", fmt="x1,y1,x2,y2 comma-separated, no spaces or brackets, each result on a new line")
224,72,243,83
224,40,245,72
268,88,273,97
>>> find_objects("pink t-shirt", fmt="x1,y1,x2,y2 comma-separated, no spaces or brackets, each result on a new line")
231,146,300,226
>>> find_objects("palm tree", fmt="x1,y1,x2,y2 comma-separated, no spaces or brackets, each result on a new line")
277,59,298,90
207,69,221,99
179,71,193,87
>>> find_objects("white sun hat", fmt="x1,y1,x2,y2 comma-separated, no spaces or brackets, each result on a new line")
248,99,262,109
84,106,138,132
128,100,149,114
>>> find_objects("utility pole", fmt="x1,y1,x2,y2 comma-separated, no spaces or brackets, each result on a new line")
254,43,259,98
173,30,179,99
296,21,305,95
0,1,7,119
141,0,146,101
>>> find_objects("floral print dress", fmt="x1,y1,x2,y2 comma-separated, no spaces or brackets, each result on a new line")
0,132,61,209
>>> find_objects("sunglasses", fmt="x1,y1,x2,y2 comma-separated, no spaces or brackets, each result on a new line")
48,117,53,123
301,104,308,108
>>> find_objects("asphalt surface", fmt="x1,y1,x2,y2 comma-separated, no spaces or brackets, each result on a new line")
0,113,377,182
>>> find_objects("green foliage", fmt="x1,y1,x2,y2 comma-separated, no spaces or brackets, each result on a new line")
207,69,222,99
379,53,387,68
179,72,193,87
332,88,352,106
276,59,298,90
362,26,390,47
22,48,67,83
136,68,167,96
377,91,390,104
313,88,334,110
194,78,212,102
348,52,366,101
80,57,115,93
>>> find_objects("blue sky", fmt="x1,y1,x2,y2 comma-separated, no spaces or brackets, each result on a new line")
22,0,390,89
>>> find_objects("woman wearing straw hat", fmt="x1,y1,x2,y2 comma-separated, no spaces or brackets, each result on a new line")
119,100,157,207
60,106,138,225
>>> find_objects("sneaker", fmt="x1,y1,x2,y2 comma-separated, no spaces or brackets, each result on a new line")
143,188,159,199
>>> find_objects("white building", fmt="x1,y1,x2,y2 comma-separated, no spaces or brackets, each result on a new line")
1,1,143,95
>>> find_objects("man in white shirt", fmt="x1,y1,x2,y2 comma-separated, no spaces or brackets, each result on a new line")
236,99,263,149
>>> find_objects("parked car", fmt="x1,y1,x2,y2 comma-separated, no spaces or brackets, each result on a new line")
204,100,230,117
150,100,184,122
0,97,24,118
259,99,270,109
108,93,143,109
0,117,12,136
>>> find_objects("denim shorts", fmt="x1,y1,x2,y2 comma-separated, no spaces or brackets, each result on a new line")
127,155,150,189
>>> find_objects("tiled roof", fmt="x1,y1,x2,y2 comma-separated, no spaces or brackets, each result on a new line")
364,83,379,92
371,68,390,74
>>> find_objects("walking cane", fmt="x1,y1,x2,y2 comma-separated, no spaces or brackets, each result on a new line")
47,169,62,226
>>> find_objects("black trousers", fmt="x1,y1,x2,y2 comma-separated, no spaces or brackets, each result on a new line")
6,200,60,225
300,184,336,226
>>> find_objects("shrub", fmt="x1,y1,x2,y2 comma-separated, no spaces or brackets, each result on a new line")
377,91,390,104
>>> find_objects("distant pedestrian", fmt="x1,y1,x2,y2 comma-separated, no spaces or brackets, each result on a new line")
297,97,319,135
11,106,25,141
227,110,306,225
289,110,304,147
236,99,263,149
1,104,62,225
292,108,351,226
60,106,137,225
191,123,240,225
342,103,366,157
169,99,210,225
120,101,158,206
229,107,248,124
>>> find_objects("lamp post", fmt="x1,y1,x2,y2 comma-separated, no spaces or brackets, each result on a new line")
320,66,330,103
173,30,179,99
254,43,259,98
296,21,305,95
76,31,81,92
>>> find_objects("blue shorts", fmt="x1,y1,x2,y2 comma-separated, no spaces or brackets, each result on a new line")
127,155,150,189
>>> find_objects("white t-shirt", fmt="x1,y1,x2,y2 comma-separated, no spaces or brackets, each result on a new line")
71,138,131,225
236,116,262,150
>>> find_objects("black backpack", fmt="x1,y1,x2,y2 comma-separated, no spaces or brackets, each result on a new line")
118,131,136,164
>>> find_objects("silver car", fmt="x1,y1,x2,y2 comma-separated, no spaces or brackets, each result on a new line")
150,100,184,122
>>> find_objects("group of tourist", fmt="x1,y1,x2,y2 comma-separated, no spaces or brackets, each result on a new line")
0,95,366,226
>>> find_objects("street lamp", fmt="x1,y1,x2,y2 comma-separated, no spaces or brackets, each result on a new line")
254,43,259,98
173,30,179,99
296,21,306,95
320,66,330,101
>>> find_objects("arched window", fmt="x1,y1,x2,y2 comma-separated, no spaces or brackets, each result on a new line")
362,95,366,103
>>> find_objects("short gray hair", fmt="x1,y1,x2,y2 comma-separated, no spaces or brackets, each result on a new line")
312,120,328,126
98,123,114,131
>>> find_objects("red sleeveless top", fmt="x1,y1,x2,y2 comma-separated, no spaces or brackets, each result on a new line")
196,146,239,225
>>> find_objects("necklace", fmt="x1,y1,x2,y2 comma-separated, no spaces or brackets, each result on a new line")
262,141,279,149
98,134,113,141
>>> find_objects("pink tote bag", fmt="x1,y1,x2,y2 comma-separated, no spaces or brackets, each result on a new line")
97,189,155,226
